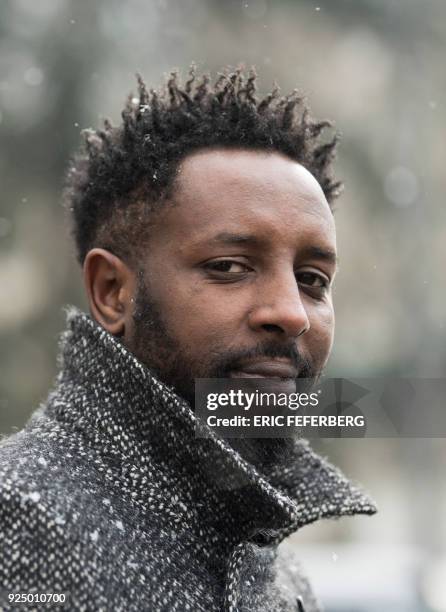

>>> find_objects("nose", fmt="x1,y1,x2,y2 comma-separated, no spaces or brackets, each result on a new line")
248,270,310,339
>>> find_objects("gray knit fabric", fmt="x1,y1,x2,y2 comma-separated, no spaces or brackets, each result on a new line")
0,307,377,611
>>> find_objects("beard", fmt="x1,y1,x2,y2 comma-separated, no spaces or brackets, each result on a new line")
130,273,322,473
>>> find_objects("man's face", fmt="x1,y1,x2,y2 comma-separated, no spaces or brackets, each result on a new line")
127,148,337,404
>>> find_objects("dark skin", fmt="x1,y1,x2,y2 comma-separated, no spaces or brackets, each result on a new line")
83,148,337,403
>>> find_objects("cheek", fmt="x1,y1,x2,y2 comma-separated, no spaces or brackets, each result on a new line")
307,303,335,363
158,282,246,347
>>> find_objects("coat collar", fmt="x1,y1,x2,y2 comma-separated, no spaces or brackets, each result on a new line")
49,306,377,547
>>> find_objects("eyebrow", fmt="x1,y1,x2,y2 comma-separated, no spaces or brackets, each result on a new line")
208,232,263,246
300,245,339,266
207,232,338,264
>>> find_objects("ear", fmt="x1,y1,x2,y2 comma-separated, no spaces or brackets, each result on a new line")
83,248,136,336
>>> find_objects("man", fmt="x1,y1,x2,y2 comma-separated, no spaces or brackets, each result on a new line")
0,67,376,611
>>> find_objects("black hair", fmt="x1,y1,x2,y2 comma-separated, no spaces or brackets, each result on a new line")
64,65,342,266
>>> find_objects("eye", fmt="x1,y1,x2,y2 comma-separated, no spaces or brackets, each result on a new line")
296,271,330,297
203,259,252,276
297,271,327,287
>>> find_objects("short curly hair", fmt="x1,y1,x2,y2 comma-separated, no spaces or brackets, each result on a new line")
64,65,342,267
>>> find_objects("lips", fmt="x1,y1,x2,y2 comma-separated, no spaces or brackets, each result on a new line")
229,359,298,380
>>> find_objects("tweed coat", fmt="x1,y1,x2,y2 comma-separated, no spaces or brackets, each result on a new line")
0,307,377,611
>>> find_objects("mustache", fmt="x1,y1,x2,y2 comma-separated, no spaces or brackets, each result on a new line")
207,340,315,379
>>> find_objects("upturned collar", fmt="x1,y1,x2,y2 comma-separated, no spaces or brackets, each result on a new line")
48,306,377,547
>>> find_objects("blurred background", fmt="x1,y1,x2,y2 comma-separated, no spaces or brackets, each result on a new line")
0,0,445,609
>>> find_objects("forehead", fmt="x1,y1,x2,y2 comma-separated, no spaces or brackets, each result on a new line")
157,148,335,247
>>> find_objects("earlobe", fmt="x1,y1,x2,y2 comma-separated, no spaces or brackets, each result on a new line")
83,248,135,336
